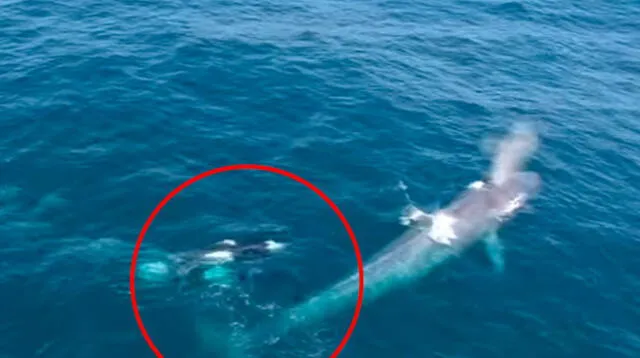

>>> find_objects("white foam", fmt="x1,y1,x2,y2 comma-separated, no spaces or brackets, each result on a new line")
397,180,408,191
501,193,526,215
428,211,458,245
468,180,485,189
399,205,431,226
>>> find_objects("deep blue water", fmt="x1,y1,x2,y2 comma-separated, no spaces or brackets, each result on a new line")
1,0,640,357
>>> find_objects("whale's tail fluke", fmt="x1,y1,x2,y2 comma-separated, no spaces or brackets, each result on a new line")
489,122,539,186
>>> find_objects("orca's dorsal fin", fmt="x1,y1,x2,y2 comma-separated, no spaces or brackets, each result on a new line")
483,231,505,273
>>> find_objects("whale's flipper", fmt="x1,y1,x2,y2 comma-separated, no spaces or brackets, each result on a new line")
483,231,504,273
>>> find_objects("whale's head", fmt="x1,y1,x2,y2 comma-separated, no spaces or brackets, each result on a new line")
491,171,541,218
510,171,541,198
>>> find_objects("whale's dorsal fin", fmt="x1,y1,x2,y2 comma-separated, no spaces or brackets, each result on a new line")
483,231,505,273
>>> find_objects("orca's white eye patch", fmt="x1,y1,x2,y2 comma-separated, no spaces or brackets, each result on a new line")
203,250,234,262
220,239,237,246
264,240,285,251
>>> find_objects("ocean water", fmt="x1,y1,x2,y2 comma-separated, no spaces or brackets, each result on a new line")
1,0,639,357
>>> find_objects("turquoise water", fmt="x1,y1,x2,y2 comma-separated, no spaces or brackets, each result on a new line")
1,0,639,357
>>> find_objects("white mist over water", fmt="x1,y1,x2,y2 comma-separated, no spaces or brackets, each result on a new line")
489,122,539,186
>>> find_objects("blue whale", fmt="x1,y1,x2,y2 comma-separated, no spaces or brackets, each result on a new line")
223,123,543,355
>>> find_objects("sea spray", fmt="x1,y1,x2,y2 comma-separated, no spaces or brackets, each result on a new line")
489,122,539,185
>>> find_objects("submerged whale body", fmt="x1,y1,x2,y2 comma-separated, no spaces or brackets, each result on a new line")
244,171,541,346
